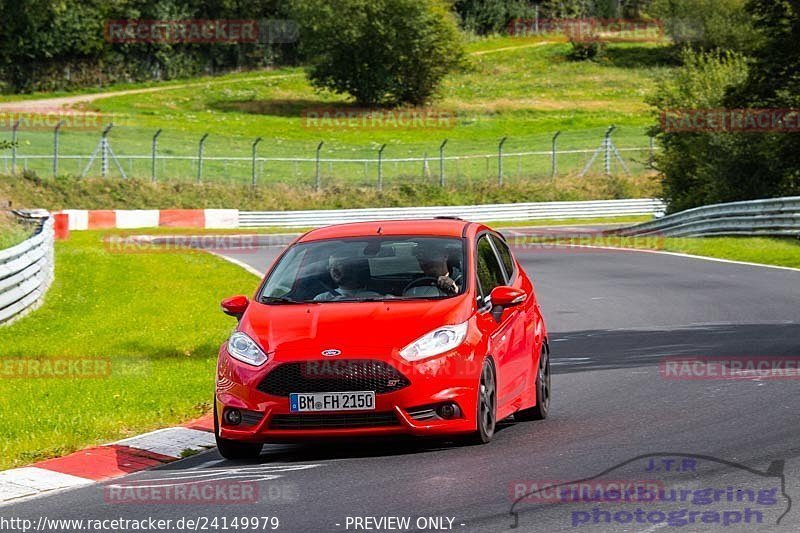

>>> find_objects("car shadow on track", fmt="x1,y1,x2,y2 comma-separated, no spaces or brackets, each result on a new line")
550,322,800,374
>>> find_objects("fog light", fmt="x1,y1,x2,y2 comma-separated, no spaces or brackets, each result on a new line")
224,408,242,425
437,403,460,419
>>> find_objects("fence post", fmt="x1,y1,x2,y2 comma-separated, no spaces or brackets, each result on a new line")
251,137,262,187
53,120,65,178
377,144,386,191
439,139,448,186
151,129,162,182
315,141,324,191
604,125,616,175
498,136,507,185
197,133,209,183
11,120,20,174
101,123,113,178
551,131,561,178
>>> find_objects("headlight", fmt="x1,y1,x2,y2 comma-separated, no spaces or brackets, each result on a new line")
227,332,268,366
399,322,468,361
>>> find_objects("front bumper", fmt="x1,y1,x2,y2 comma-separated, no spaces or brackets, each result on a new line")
216,346,481,442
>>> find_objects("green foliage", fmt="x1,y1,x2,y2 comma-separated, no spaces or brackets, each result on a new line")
293,0,466,106
650,0,761,53
0,0,294,93
453,0,535,34
538,0,654,18
648,48,750,212
718,0,800,203
650,1,800,213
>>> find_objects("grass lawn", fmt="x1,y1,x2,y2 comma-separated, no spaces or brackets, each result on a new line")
0,231,258,470
0,36,675,185
0,211,31,249
656,236,800,269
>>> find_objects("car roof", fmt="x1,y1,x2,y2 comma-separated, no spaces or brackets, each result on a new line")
298,218,481,242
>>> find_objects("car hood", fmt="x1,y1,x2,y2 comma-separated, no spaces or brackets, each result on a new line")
240,297,472,357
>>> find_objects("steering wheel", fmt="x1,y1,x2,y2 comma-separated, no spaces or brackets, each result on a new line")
402,276,441,295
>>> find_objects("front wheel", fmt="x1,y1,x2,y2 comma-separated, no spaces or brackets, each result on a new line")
515,344,550,422
461,359,497,445
214,399,263,460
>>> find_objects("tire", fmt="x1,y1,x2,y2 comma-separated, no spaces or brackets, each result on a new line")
462,359,497,445
515,344,551,422
213,399,263,460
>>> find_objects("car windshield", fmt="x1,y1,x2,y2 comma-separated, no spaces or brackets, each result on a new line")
259,236,466,303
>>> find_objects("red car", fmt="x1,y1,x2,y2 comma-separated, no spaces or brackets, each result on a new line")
214,218,550,459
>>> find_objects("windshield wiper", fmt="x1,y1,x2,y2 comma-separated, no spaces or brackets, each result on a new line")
333,297,386,302
260,296,299,304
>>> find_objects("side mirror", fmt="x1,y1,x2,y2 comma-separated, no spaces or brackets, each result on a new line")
221,295,249,319
489,286,527,322
490,286,527,307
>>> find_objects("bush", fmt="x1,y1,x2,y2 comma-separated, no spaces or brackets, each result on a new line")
567,40,606,61
293,0,466,106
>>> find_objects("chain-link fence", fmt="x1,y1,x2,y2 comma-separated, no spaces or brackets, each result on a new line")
0,123,657,188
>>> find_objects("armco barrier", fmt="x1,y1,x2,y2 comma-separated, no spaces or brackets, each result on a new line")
0,214,55,325
615,197,800,237
239,198,666,228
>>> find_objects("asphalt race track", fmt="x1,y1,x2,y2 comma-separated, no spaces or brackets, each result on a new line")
4,242,800,532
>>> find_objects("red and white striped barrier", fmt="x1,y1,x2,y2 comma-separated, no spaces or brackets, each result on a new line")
56,209,239,230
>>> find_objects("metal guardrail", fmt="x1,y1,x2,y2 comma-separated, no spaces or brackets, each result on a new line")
615,197,800,237
239,198,667,228
0,213,55,325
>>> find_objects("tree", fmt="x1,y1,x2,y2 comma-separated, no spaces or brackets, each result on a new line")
648,48,750,212
719,0,800,202
293,0,466,106
649,0,761,53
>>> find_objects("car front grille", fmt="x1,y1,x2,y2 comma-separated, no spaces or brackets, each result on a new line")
257,360,410,397
269,412,400,430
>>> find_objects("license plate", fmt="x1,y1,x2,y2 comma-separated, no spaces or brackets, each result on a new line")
289,391,375,412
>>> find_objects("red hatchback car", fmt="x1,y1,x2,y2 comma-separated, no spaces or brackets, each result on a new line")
214,218,550,459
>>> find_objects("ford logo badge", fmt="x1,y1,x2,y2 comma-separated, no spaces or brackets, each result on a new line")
321,349,341,357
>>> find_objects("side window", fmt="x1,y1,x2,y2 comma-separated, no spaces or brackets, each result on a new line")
490,235,515,281
476,236,506,302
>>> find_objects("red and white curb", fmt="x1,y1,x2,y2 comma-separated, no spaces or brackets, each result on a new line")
0,414,215,505
56,209,239,230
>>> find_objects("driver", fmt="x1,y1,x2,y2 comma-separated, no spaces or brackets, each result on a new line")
314,255,382,301
405,242,461,297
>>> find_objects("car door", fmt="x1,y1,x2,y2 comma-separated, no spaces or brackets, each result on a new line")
489,234,534,402
473,234,519,410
